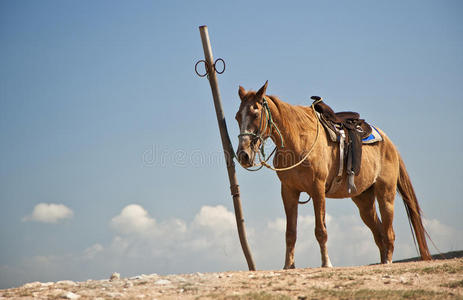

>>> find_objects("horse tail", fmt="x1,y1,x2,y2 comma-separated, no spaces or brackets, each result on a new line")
397,155,432,260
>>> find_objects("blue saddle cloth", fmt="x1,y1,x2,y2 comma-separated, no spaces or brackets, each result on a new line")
362,126,382,144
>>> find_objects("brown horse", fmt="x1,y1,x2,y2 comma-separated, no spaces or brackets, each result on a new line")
235,81,431,269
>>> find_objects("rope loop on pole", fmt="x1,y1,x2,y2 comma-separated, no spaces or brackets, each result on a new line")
214,58,226,74
194,60,209,77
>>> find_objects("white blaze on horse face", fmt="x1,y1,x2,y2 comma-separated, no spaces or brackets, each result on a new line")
239,105,253,137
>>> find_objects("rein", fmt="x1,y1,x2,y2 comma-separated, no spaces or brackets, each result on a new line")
237,97,320,173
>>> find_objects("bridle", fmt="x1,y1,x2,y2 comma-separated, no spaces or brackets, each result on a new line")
237,97,321,173
237,97,285,171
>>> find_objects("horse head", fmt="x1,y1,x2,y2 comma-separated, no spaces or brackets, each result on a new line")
235,81,270,167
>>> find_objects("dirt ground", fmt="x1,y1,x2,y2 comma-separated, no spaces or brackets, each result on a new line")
1,256,462,299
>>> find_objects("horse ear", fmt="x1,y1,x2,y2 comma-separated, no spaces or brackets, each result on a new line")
255,80,268,102
238,86,246,101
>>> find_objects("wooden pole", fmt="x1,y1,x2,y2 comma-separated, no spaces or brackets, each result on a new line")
198,25,256,271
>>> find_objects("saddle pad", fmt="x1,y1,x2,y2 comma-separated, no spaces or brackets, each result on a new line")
315,111,338,142
362,126,382,144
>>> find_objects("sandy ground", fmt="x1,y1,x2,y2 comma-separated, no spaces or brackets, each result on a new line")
1,257,462,299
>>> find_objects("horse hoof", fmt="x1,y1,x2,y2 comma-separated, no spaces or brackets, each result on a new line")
381,260,392,265
322,264,333,268
284,263,295,270
322,258,333,268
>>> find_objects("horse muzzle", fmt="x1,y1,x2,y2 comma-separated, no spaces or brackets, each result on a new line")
237,149,255,167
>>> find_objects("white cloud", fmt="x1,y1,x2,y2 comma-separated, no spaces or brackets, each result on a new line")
110,204,156,235
22,203,73,223
192,205,235,233
267,217,285,232
103,206,461,273
254,213,378,269
83,244,104,260
424,218,463,253
6,204,462,289
104,204,243,273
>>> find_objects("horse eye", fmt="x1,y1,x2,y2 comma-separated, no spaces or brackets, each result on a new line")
250,106,260,116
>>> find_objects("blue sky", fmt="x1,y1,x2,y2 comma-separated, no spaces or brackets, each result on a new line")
1,0,462,289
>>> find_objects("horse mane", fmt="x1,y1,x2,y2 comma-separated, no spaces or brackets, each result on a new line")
242,90,316,147
266,95,316,135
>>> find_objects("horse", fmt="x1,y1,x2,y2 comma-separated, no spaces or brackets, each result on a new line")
235,81,431,269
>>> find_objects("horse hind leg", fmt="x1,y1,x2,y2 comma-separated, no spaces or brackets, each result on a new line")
352,185,388,263
375,181,396,264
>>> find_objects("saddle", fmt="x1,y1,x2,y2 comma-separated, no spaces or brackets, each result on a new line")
311,96,378,194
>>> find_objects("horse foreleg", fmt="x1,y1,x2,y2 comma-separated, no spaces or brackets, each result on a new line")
312,183,333,268
281,184,300,269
